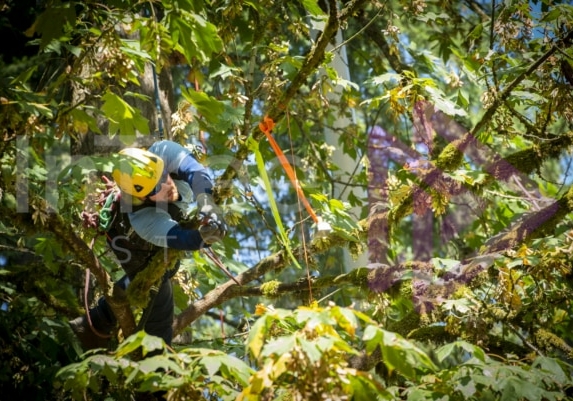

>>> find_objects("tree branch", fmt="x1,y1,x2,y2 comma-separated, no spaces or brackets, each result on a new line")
35,200,138,337
216,0,371,199
364,17,573,233
175,181,573,336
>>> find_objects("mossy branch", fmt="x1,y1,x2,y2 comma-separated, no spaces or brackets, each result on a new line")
386,131,573,228
175,179,573,335
229,267,371,299
534,328,573,360
126,248,183,308
365,17,573,232
484,186,573,253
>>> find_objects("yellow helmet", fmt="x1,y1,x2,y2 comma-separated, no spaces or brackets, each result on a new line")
111,148,165,197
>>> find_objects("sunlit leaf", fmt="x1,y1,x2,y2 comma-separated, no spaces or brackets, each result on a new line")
424,86,467,117
301,0,325,16
101,91,150,138
247,315,271,359
261,334,296,358
435,341,487,364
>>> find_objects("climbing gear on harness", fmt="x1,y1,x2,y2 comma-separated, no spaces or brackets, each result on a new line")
98,190,121,232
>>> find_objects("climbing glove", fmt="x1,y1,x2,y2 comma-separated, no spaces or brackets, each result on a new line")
196,193,227,245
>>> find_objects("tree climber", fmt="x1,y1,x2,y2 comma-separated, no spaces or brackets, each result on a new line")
70,140,227,350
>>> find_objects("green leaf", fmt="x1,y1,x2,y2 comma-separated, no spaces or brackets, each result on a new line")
331,306,358,337
347,372,394,400
58,155,116,183
138,355,184,375
19,101,54,118
261,334,296,358
510,90,547,104
10,65,39,85
300,0,325,16
540,8,562,22
214,353,254,386
363,325,383,354
441,298,473,315
450,47,482,75
168,12,223,63
449,169,488,186
295,307,335,327
140,334,165,356
424,85,467,117
366,73,402,86
363,326,438,379
28,2,77,48
431,258,461,273
247,315,271,359
69,108,101,134
404,387,448,400
455,375,478,398
101,91,150,138
415,12,450,23
298,337,322,363
34,236,64,269
497,376,548,401
435,341,487,364
115,331,146,358
180,87,224,126
457,89,469,109
531,357,571,385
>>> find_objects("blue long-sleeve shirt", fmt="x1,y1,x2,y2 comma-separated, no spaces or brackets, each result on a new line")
124,140,212,250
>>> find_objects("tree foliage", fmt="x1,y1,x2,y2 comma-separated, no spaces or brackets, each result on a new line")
2,0,573,399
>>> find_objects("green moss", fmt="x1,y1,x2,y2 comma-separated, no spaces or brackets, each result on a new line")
386,310,421,336
565,186,573,211
260,280,281,297
400,281,413,297
407,324,456,343
348,240,365,260
311,236,332,253
127,249,182,308
535,328,573,359
388,197,413,229
435,141,464,171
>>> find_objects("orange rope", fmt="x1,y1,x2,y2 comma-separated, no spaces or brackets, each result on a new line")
258,116,319,223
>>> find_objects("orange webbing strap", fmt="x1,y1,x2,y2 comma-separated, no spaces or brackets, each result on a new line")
258,116,319,224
